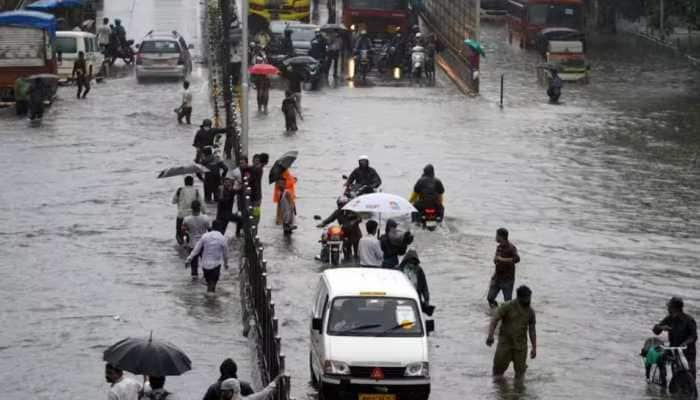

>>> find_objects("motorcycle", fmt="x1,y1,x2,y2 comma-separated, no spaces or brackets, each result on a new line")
354,49,371,84
420,207,441,231
316,225,345,266
106,39,135,66
341,175,374,199
547,80,561,103
306,61,321,91
411,45,426,86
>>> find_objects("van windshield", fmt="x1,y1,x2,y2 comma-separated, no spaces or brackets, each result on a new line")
327,297,423,337
55,37,77,54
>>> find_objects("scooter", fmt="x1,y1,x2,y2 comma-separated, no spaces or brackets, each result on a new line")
316,225,345,266
420,207,441,231
411,45,426,86
107,39,135,66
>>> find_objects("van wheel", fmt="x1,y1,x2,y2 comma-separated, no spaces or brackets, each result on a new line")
309,353,319,388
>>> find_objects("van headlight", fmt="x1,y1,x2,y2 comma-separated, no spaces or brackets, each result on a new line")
323,360,350,375
404,362,429,377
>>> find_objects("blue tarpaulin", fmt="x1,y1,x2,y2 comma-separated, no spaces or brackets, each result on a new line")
0,10,56,40
26,0,83,12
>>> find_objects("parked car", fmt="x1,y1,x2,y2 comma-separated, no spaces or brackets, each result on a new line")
309,267,434,400
288,23,318,56
55,31,103,82
481,0,508,17
135,30,193,82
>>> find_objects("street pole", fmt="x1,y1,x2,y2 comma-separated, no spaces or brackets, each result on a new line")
660,0,664,38
240,0,250,157
220,0,235,160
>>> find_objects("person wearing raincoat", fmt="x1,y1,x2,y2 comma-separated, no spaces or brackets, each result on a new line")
380,219,413,268
409,164,445,221
273,169,297,234
398,249,433,315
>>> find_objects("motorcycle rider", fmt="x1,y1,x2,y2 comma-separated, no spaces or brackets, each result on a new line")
316,196,362,261
193,119,227,163
547,68,562,103
309,29,328,76
390,32,406,68
353,30,372,54
410,164,445,222
345,155,381,196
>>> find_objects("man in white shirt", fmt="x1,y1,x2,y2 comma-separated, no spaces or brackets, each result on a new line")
172,176,203,245
97,18,111,53
358,220,383,267
182,200,211,279
177,81,193,124
105,363,141,400
186,220,228,293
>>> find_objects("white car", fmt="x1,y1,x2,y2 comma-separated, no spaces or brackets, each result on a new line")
135,31,193,82
55,31,103,82
310,268,433,400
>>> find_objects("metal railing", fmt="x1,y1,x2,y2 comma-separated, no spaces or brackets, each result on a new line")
205,1,292,398
239,179,293,400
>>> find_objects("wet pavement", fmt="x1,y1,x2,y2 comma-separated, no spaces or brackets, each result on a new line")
249,22,700,400
1,6,699,400
0,1,255,399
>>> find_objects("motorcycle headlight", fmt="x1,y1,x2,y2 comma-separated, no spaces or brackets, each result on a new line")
324,360,350,375
404,362,429,377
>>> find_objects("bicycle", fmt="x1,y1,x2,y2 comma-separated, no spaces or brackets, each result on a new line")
647,346,698,398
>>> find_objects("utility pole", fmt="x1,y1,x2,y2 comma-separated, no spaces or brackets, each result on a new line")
220,0,236,160
660,0,665,38
241,0,249,157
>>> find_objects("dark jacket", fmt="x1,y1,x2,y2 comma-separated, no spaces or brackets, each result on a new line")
322,208,362,243
309,35,327,60
200,155,228,179
347,166,381,190
413,164,444,204
380,219,413,268
193,127,227,149
202,379,254,400
399,249,430,306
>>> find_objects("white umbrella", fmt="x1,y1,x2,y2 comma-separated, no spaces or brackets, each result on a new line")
342,193,417,215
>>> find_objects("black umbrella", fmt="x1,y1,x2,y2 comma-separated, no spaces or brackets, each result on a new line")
157,164,209,179
283,56,318,66
320,23,348,33
103,333,192,376
268,150,298,184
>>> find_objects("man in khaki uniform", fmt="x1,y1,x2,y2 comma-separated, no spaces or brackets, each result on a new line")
486,285,537,378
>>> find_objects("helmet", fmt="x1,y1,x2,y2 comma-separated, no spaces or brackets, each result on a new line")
358,155,369,161
201,118,212,128
337,195,349,208
668,297,684,310
416,32,422,38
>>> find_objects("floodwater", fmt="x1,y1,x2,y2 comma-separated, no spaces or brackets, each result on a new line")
0,1,254,399
0,3,699,400
248,22,700,400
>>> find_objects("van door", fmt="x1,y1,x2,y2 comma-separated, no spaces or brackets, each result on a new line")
310,279,328,379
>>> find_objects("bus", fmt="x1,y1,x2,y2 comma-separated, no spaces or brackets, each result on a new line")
249,0,311,34
342,0,410,40
506,0,585,49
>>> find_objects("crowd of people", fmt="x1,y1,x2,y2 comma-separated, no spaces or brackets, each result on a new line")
105,358,281,400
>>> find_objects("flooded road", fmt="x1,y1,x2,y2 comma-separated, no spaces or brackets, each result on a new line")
1,5,699,399
248,23,700,399
0,1,254,399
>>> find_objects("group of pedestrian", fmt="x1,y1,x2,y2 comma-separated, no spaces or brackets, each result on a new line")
105,358,280,400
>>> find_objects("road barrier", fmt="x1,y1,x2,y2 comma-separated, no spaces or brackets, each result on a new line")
205,1,292,398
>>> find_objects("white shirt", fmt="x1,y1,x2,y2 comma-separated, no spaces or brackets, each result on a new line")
229,167,243,190
181,88,193,108
358,234,383,267
97,25,111,45
108,376,141,400
186,230,228,270
172,186,203,218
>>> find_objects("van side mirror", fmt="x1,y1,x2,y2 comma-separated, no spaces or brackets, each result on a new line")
312,318,322,332
425,320,435,334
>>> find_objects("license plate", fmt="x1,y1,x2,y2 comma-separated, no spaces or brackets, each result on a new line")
359,395,395,400
425,220,437,227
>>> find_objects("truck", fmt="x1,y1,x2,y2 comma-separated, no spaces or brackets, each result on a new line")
0,10,58,110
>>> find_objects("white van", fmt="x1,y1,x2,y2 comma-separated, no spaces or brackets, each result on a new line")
55,31,103,82
310,268,434,400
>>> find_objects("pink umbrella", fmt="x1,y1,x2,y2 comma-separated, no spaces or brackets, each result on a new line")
248,64,280,76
